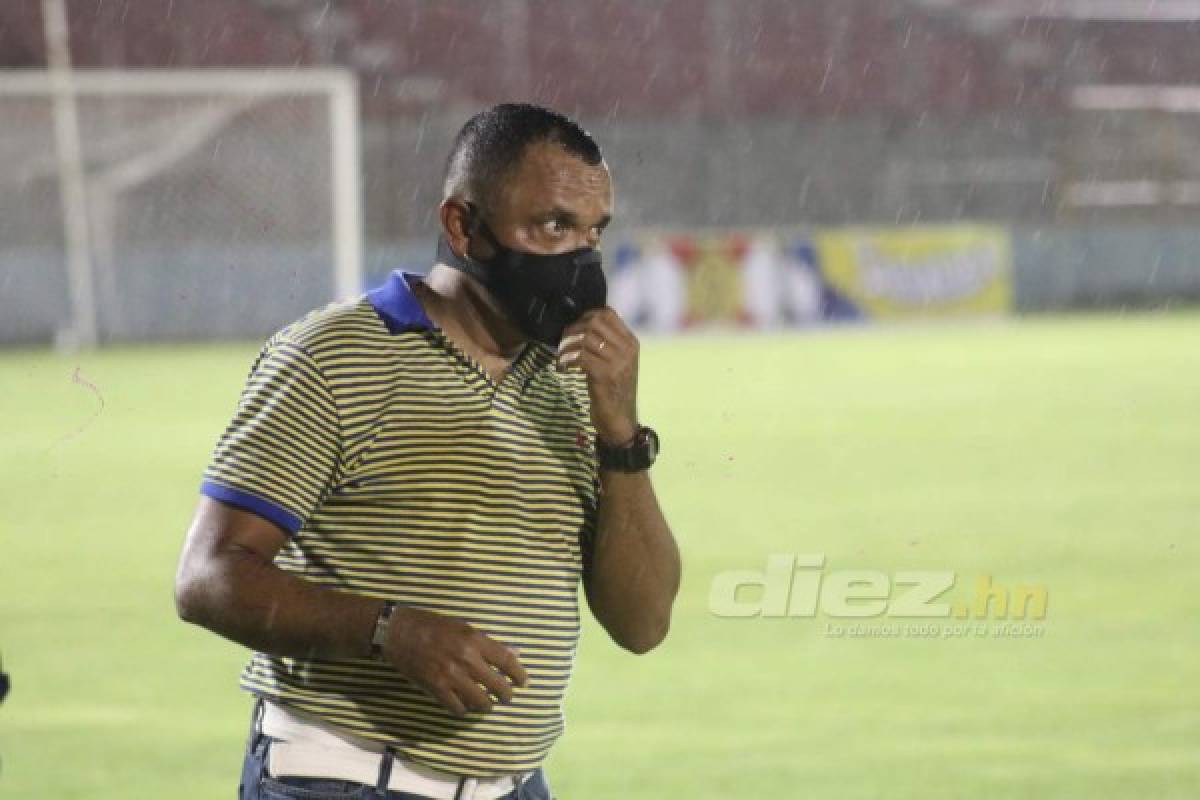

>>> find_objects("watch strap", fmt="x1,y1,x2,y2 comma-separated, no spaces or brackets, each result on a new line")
595,426,659,472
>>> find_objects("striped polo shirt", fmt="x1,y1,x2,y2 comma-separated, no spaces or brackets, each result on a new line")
199,270,599,777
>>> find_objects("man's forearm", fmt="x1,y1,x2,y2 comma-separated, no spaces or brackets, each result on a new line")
587,469,681,653
176,546,381,662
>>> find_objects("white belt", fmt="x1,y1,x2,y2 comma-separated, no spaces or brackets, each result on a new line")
260,700,534,800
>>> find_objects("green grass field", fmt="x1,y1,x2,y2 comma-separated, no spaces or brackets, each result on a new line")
2,313,1198,798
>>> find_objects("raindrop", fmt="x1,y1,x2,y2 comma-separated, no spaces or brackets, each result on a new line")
818,57,834,94
413,112,428,153
1146,256,1162,286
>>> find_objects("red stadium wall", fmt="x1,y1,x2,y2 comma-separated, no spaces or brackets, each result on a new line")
2,0,1195,118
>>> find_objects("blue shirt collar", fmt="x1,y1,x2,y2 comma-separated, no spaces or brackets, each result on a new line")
367,270,434,333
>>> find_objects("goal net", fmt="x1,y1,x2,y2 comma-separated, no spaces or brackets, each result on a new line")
0,69,361,345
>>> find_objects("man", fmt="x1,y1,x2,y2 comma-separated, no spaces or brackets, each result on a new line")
175,103,681,800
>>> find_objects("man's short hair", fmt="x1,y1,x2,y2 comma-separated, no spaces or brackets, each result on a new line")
442,103,603,214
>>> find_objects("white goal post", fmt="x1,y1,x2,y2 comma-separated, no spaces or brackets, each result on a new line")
0,68,363,346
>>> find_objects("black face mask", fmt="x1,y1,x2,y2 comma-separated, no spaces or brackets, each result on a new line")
436,213,607,345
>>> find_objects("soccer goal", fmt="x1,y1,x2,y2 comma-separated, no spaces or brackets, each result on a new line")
0,69,362,345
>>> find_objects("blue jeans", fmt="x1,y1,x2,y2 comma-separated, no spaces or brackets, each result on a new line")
238,701,554,800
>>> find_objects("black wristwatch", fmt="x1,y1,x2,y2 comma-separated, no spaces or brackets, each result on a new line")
595,425,660,472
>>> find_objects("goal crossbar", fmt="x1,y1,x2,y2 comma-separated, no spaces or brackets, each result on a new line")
0,68,357,97
1,68,363,346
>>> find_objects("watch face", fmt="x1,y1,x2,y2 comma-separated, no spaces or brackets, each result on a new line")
643,428,659,461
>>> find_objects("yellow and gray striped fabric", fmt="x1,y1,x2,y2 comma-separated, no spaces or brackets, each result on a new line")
200,271,599,777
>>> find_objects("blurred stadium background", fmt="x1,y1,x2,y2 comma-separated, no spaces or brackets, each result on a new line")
1,1,1197,798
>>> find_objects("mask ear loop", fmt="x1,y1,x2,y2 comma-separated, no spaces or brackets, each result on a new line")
463,201,506,256
439,201,507,289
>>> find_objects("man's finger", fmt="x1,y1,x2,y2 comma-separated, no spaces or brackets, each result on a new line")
481,639,530,688
581,333,619,361
556,333,586,370
557,332,586,355
557,347,584,371
454,680,494,713
560,334,622,369
562,307,626,345
565,348,618,383
604,306,637,341
431,684,467,717
587,311,636,353
469,659,516,704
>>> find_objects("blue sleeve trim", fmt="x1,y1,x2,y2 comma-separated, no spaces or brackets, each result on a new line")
200,481,304,535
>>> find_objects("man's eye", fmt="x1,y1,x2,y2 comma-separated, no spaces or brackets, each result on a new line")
542,219,566,236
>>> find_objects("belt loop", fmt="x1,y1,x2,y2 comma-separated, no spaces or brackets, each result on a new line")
454,776,481,800
375,746,396,794
247,697,266,752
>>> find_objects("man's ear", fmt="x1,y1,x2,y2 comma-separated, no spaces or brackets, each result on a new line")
439,199,473,259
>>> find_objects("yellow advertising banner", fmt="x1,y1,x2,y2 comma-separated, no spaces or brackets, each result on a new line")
812,226,1012,318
